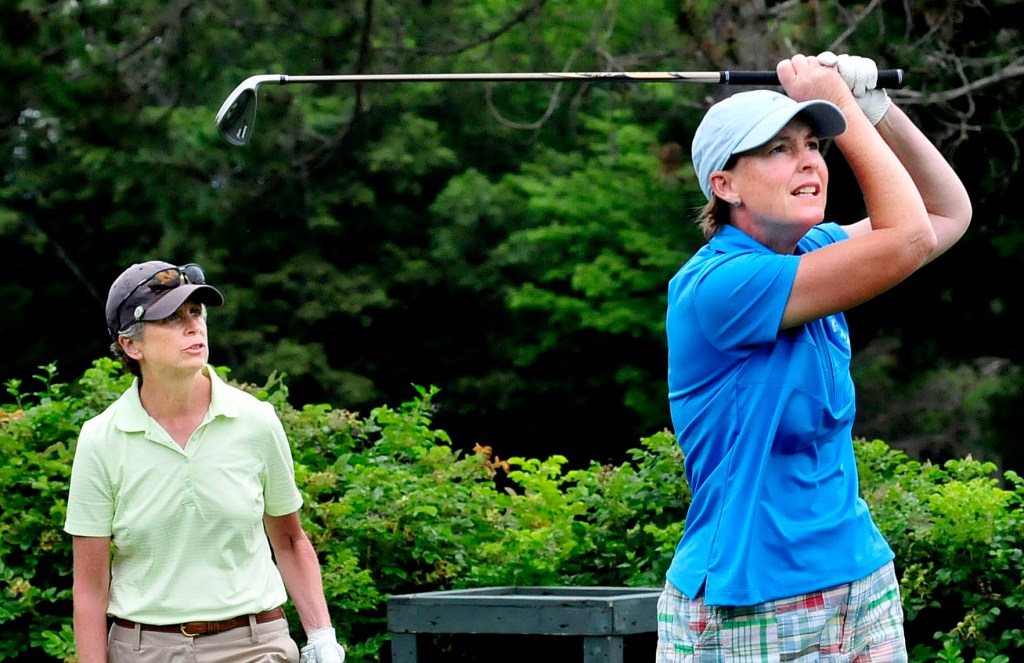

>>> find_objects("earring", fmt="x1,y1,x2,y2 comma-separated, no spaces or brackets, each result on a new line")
732,199,742,208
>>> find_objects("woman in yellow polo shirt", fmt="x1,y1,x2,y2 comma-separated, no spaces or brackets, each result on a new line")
65,260,345,663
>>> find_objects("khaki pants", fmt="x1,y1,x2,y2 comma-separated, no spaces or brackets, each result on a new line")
108,616,299,662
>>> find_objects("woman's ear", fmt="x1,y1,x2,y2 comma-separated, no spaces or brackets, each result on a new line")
119,335,143,361
709,170,738,203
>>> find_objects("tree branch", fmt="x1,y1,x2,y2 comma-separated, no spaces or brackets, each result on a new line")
406,0,549,56
892,60,1024,105
827,0,884,53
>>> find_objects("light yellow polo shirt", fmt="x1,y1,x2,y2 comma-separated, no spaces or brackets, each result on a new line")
64,366,303,624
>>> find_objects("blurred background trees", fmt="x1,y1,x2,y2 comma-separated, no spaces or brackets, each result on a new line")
3,0,1023,469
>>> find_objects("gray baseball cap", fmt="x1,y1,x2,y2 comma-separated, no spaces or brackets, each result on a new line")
692,89,847,199
105,260,224,338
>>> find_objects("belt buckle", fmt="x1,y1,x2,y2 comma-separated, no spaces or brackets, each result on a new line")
180,623,201,637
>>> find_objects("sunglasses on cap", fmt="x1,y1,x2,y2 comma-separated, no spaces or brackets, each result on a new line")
114,263,207,331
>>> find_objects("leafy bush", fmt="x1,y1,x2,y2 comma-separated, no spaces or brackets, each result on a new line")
0,362,128,663
857,440,1023,662
1,361,1021,662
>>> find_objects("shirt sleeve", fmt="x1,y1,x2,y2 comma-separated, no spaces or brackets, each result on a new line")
692,251,801,351
799,222,849,250
259,402,304,517
64,421,115,537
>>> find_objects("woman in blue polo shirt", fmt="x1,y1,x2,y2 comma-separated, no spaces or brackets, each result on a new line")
657,53,971,660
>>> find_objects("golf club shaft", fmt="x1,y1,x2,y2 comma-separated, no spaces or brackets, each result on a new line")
216,68,907,145
274,69,905,87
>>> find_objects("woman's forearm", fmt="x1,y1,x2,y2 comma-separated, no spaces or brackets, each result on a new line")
71,535,111,663
874,103,972,257
73,588,109,663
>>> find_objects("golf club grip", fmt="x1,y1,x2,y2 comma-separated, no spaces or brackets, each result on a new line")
724,69,905,89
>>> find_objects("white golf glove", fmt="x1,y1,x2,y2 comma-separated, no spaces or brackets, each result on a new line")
299,627,346,663
817,51,892,125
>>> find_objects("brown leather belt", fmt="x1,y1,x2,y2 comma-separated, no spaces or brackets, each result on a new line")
112,607,285,637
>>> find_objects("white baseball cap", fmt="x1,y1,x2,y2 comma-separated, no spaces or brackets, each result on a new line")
692,89,847,199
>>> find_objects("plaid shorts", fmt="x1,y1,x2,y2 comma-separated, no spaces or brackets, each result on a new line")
656,562,907,662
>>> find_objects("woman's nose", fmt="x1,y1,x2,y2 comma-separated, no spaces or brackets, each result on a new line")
799,148,824,170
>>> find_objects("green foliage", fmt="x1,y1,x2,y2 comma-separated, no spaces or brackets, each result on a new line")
560,430,690,587
496,112,695,337
857,440,1024,662
446,110,701,433
853,348,1024,473
2,361,1023,661
9,0,1023,474
0,365,93,662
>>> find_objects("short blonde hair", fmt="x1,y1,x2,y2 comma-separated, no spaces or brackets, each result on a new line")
695,196,732,241
695,154,740,240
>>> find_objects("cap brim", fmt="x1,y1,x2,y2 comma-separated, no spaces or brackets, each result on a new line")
140,284,225,321
734,99,847,154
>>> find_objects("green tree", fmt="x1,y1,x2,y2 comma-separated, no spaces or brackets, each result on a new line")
3,0,1024,467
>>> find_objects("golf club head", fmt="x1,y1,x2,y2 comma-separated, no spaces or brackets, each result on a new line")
215,75,283,146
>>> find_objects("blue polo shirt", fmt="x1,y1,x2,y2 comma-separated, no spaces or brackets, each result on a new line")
665,223,893,607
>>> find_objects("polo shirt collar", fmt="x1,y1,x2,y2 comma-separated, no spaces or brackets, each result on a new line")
112,365,239,433
206,366,240,419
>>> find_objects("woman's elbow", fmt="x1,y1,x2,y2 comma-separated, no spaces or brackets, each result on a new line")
912,225,939,262
927,206,972,261
935,187,973,240
955,198,973,234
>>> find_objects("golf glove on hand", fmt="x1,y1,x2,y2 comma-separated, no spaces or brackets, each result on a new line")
300,627,345,663
817,51,892,125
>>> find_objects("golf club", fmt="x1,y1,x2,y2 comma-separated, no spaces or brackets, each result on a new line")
215,68,906,146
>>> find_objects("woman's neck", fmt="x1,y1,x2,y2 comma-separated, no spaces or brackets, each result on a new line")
138,365,211,421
